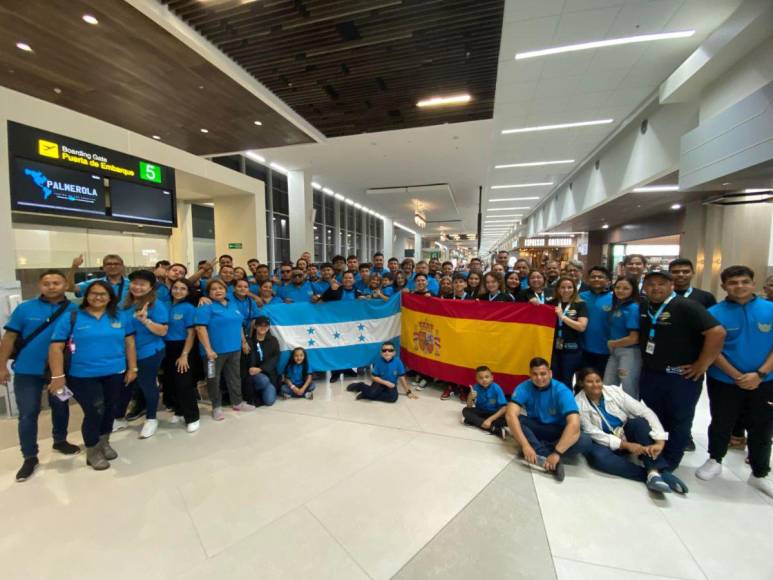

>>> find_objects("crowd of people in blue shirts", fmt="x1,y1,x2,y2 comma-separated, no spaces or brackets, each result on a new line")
1,249,771,501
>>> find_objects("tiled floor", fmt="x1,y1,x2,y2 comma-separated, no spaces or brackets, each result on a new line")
0,379,771,580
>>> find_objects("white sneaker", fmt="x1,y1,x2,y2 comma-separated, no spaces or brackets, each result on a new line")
186,420,200,433
695,458,722,480
112,419,128,432
140,419,158,439
748,474,773,499
170,415,183,424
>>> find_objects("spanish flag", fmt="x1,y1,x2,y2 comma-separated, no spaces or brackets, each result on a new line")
400,294,556,394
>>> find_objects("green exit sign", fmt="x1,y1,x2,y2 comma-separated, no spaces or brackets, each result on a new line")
139,161,162,183
228,243,243,249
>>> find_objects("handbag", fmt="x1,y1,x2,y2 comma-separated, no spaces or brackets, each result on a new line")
61,310,79,377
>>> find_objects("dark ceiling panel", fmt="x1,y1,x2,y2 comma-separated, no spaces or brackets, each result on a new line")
0,0,314,155
165,0,505,137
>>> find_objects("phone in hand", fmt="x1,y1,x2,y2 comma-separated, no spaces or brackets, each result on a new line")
55,385,74,402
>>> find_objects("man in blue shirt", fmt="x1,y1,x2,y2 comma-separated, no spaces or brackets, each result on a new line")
67,253,130,302
462,365,508,437
370,253,389,277
696,265,773,498
505,357,592,482
513,259,531,290
346,341,417,402
407,261,440,296
0,270,81,482
277,269,315,303
580,265,613,373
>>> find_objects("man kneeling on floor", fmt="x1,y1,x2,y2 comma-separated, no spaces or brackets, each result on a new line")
505,357,592,482
347,341,418,402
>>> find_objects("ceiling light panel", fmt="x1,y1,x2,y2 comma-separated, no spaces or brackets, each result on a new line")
494,159,574,169
489,196,540,202
488,207,530,211
515,30,695,60
491,182,552,189
416,94,471,108
502,119,613,135
633,185,679,192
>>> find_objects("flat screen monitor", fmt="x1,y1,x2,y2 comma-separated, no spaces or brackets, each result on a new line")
11,157,106,218
109,179,175,226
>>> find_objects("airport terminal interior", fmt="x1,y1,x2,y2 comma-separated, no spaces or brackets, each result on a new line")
0,1,772,579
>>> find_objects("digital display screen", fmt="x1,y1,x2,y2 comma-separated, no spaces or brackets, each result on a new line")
11,158,106,217
109,179,176,226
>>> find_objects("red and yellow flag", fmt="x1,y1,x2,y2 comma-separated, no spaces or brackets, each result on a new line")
400,294,556,394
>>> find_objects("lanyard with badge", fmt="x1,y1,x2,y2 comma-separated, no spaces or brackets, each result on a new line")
589,397,626,439
255,340,263,363
645,292,675,355
454,292,467,300
534,292,545,304
488,292,500,302
556,302,573,350
682,287,693,298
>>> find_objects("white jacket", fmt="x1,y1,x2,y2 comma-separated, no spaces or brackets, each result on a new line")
575,385,668,450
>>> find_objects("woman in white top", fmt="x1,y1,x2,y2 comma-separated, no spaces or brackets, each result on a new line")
575,367,688,494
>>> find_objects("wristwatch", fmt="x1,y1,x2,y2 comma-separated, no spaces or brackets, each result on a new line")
755,370,766,379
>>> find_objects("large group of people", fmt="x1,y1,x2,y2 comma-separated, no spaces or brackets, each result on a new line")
0,249,771,501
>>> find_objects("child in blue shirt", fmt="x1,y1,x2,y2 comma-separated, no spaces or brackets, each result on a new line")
462,366,508,438
346,341,417,403
280,347,315,400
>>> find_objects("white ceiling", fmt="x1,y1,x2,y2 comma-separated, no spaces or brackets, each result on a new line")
249,0,743,252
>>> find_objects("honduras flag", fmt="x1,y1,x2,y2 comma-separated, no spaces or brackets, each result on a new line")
263,295,401,372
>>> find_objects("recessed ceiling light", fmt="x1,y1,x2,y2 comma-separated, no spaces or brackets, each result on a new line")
200,128,209,133
269,161,287,173
502,119,613,135
633,185,679,192
491,182,552,190
601,224,609,229
486,214,523,218
671,203,682,210
246,151,265,163
15,42,33,52
53,87,62,94
311,182,321,189
722,182,731,186
152,135,161,140
489,196,540,202
416,94,471,108
515,30,695,60
254,120,263,126
742,188,772,193
494,159,574,169
354,203,362,209
488,207,530,211
82,14,99,25
334,193,345,200
323,187,334,195
345,199,355,205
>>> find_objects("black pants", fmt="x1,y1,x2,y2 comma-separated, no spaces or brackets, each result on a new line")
583,352,610,377
161,341,200,424
462,407,506,433
707,378,772,478
349,381,398,403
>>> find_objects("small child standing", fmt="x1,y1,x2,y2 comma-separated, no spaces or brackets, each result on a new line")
347,341,418,402
280,347,315,400
462,366,508,438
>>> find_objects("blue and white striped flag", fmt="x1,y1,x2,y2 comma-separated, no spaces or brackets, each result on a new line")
262,295,401,373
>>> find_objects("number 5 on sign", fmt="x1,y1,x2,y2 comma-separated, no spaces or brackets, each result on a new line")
139,161,162,183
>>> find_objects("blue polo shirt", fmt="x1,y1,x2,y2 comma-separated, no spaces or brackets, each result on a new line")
383,286,404,297
312,280,331,295
407,276,440,296
511,379,578,425
709,296,773,383
580,290,613,355
4,298,77,376
609,301,640,342
194,300,244,354
372,355,406,384
355,278,371,293
286,363,307,386
371,267,389,276
166,302,195,341
232,296,258,330
340,287,359,300
520,277,529,290
277,281,315,303
473,382,507,414
597,397,624,433
156,283,172,305
51,309,135,378
123,301,169,360
76,276,130,302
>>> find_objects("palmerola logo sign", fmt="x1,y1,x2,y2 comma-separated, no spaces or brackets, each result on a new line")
23,167,100,205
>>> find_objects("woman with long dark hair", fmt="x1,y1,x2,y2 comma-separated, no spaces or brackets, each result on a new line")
48,281,137,470
383,271,408,297
548,277,588,389
466,271,482,300
603,276,642,397
114,270,168,439
161,278,200,432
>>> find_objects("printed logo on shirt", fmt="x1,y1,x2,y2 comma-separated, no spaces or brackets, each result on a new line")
758,322,771,333
413,319,441,357
567,310,576,317
173,313,184,320
602,305,612,312
613,311,623,318
111,321,122,329
660,312,671,321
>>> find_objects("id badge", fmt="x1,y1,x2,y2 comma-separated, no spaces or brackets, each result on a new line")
645,340,655,355
556,338,564,351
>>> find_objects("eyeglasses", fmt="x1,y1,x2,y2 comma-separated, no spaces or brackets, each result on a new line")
381,348,395,353
292,273,303,277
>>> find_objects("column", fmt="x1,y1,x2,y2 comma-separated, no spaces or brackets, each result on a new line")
414,232,423,260
334,198,342,256
288,170,313,260
382,218,394,257
0,120,21,328
360,208,369,259
169,200,195,270
213,187,267,267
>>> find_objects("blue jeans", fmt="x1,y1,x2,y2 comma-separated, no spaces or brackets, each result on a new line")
249,373,277,406
280,381,316,397
115,348,164,420
639,368,702,471
518,415,592,458
585,416,669,482
68,374,123,447
13,373,70,459
551,347,583,390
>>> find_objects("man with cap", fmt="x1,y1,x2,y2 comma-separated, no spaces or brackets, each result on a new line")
246,316,280,406
638,270,725,474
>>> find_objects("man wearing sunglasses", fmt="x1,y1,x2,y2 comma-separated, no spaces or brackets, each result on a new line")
347,341,417,402
277,269,314,303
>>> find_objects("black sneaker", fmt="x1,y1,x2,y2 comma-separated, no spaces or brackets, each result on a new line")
125,405,146,422
16,457,39,482
685,439,696,452
52,441,81,455
329,372,341,382
552,462,565,482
